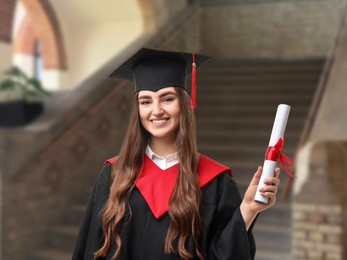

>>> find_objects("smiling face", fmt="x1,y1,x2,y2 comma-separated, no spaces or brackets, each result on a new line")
138,87,180,143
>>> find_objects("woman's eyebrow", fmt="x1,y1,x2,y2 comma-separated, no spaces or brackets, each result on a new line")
159,91,177,97
138,95,151,100
138,91,177,100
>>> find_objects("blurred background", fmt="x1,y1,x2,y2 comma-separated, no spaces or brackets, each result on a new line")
0,0,346,259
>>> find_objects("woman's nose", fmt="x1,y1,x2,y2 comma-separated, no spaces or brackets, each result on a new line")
152,101,163,115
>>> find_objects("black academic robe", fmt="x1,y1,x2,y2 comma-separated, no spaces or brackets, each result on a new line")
72,154,256,260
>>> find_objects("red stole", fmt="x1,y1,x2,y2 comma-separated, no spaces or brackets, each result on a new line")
104,154,231,219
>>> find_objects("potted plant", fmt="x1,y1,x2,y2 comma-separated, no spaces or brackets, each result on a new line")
0,66,50,127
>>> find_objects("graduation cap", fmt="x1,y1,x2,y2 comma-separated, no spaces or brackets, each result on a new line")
109,48,209,109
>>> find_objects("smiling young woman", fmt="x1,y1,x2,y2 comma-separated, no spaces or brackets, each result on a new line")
72,48,280,260
138,87,181,150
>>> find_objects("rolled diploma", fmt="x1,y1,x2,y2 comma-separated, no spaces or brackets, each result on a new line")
254,104,291,204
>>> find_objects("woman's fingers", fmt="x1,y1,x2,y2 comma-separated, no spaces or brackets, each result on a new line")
264,176,280,186
259,185,278,195
250,166,262,186
265,192,276,203
274,167,280,177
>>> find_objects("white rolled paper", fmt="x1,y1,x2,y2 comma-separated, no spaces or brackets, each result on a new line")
254,104,291,204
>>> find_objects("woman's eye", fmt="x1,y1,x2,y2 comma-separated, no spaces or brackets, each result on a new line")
139,100,151,105
163,97,175,103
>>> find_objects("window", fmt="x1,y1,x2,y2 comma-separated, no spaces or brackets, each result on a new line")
33,39,42,80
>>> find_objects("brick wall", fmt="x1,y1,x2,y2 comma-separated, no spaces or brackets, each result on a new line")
200,0,332,6
0,0,16,43
293,204,343,259
293,141,347,259
20,0,67,69
200,0,345,58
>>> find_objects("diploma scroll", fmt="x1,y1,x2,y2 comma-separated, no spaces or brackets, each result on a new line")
254,104,291,204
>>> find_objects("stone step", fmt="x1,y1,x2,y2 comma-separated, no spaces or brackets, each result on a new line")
198,128,300,137
196,108,309,118
198,129,300,138
224,161,268,175
197,127,303,138
195,105,309,118
197,86,316,96
198,144,294,165
198,71,320,79
253,223,292,252
204,62,324,70
203,63,324,72
27,248,72,260
196,96,313,107
197,131,299,147
234,166,293,182
47,225,79,251
196,75,320,84
197,102,311,110
196,81,318,90
255,250,292,260
196,87,317,98
197,116,301,123
196,117,304,133
65,205,86,226
257,203,292,226
201,65,323,74
202,58,324,68
197,93,313,101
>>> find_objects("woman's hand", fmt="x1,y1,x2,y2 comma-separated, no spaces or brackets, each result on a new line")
240,166,280,230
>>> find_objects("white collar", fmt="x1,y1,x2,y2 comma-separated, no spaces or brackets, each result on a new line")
145,145,179,170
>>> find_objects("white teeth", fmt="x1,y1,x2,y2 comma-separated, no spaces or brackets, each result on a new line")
152,119,167,124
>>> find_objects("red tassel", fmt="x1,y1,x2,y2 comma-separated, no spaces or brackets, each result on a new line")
190,53,197,109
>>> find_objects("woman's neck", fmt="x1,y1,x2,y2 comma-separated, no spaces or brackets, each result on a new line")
149,137,177,157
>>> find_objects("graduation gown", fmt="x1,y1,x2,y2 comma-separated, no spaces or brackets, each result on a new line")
72,154,256,260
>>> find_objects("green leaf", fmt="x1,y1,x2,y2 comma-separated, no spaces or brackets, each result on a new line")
0,79,17,91
5,66,28,81
1,65,50,101
26,89,41,98
28,78,51,96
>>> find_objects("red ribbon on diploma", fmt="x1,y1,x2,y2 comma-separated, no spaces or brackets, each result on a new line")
265,138,296,178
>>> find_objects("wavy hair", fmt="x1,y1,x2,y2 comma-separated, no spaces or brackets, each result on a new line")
94,87,202,260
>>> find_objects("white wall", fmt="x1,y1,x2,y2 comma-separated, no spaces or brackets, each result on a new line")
59,21,142,90
0,43,12,80
13,54,33,76
50,1,143,90
0,43,13,101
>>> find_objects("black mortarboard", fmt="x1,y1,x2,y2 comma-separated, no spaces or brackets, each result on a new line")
109,48,209,108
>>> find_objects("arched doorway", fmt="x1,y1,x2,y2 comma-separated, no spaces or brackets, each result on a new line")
13,0,66,90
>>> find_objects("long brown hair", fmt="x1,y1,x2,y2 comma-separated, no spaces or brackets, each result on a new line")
94,87,202,259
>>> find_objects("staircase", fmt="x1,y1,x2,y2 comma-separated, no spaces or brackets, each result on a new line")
195,58,325,260
27,202,87,260
27,58,324,260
